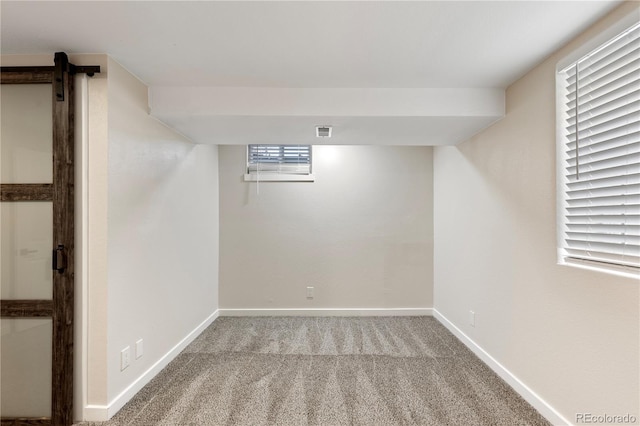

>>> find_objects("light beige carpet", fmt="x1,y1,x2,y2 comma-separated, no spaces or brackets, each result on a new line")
79,316,550,426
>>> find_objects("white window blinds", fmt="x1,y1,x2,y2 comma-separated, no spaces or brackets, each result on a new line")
247,145,312,175
558,22,640,269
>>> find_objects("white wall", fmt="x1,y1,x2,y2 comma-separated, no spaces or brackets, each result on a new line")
106,58,219,408
1,55,220,421
433,3,639,424
83,57,110,416
219,145,433,311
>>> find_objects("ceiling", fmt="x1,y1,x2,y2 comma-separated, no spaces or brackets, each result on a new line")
1,1,624,145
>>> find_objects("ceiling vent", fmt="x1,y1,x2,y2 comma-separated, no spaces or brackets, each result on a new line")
316,126,332,138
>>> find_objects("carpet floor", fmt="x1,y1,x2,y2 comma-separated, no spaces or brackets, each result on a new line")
79,316,550,426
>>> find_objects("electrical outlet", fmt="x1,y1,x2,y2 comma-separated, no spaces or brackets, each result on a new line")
306,286,314,299
121,346,131,371
469,311,476,327
135,339,144,359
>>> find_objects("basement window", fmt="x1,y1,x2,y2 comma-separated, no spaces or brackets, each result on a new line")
244,144,314,182
556,21,640,277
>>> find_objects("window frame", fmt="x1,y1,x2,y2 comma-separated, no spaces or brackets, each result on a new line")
244,144,315,182
555,12,640,279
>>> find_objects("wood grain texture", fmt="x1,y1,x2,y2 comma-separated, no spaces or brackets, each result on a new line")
51,57,75,426
0,418,51,425
0,184,53,201
0,68,53,84
0,300,53,317
0,60,75,426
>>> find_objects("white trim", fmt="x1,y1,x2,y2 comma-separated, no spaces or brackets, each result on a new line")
433,309,572,426
83,310,219,421
560,257,640,281
75,73,91,423
555,11,640,277
555,62,568,265
558,21,640,73
243,173,315,182
219,308,433,317
83,405,110,422
556,9,640,72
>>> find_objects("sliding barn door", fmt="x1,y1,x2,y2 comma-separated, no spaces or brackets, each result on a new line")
1,54,76,426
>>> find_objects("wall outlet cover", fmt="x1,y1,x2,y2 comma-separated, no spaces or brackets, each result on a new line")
135,339,144,359
121,346,131,371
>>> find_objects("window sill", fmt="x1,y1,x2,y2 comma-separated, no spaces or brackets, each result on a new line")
243,173,315,182
559,257,640,281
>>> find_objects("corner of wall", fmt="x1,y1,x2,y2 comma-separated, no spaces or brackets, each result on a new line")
102,61,220,420
432,3,640,424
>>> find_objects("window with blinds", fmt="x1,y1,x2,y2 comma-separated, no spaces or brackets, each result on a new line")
557,22,640,271
247,144,312,175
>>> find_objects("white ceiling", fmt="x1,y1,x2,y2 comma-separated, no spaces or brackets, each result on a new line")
1,1,624,145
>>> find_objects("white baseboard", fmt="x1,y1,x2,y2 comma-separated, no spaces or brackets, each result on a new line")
433,309,571,426
219,308,433,317
83,404,110,422
83,309,219,422
87,308,567,424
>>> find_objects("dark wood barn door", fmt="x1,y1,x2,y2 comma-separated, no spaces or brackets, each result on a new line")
1,53,98,426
